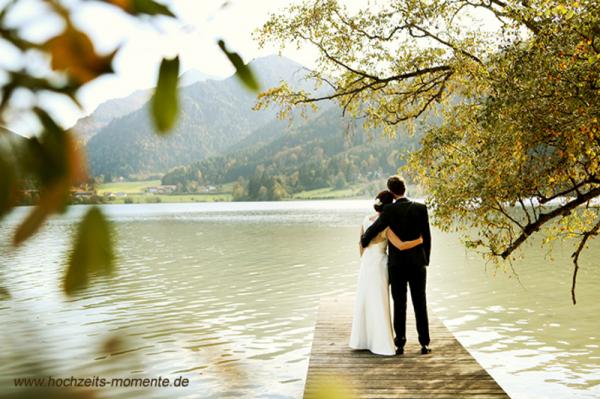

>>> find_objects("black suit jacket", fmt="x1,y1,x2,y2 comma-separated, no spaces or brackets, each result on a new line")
361,198,431,267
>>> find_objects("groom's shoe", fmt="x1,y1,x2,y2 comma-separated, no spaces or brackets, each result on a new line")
395,347,404,355
420,346,432,355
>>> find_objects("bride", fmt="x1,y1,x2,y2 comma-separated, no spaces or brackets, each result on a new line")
349,190,423,356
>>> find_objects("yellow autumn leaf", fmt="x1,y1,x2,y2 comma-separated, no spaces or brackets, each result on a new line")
44,25,116,84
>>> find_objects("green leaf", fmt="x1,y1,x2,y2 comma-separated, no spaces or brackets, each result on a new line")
105,0,175,17
0,157,16,220
555,4,567,15
132,0,175,17
0,285,10,300
151,56,180,133
64,207,115,295
0,134,19,221
217,40,260,92
30,108,88,188
12,110,86,245
30,108,70,183
13,181,71,246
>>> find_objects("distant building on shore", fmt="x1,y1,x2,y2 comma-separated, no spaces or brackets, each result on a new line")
145,185,177,194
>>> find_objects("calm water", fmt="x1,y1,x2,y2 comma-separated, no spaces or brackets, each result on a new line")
0,201,599,399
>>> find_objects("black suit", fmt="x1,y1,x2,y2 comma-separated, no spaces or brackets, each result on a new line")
360,197,431,348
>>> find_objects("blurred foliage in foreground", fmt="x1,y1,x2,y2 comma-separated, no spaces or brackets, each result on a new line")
257,0,600,303
0,0,258,295
304,375,356,399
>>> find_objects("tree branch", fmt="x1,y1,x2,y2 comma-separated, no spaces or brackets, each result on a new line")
331,8,409,41
409,25,484,65
536,177,598,204
571,219,600,304
500,186,600,259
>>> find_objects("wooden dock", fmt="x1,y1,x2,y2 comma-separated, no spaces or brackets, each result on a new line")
303,296,510,399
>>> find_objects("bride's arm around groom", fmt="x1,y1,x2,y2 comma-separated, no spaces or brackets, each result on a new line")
360,178,431,266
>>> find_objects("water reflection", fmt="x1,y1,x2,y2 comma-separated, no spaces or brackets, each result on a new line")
1,201,599,398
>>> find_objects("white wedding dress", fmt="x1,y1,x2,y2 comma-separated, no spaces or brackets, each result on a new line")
349,214,396,356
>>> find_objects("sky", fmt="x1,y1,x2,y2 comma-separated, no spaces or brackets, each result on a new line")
73,0,323,117
1,0,500,135
2,0,331,133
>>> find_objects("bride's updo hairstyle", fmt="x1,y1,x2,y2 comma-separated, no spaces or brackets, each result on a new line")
374,190,394,213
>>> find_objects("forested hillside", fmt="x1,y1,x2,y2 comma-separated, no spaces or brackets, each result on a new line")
162,107,421,200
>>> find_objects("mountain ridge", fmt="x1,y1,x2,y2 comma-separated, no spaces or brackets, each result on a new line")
72,69,221,144
85,55,316,178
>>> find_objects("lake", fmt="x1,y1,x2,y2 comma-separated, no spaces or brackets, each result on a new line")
1,201,599,399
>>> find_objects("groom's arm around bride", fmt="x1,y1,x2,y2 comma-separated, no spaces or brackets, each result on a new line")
361,178,431,267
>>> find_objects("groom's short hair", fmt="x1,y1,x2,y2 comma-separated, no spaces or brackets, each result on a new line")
387,175,406,196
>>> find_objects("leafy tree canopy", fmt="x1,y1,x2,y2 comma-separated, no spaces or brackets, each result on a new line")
256,0,600,303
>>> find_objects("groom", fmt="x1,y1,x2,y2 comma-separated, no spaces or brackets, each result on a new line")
361,175,432,355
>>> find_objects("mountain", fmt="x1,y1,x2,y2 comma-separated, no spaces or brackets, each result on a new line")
71,69,217,144
161,106,422,200
85,55,318,179
72,89,152,144
179,69,220,86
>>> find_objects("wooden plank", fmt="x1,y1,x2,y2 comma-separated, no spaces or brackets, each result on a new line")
303,296,510,399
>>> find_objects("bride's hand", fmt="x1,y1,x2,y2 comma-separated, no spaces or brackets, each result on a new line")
387,230,424,251
385,229,398,242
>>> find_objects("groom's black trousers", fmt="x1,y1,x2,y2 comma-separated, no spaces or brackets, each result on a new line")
389,264,430,348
